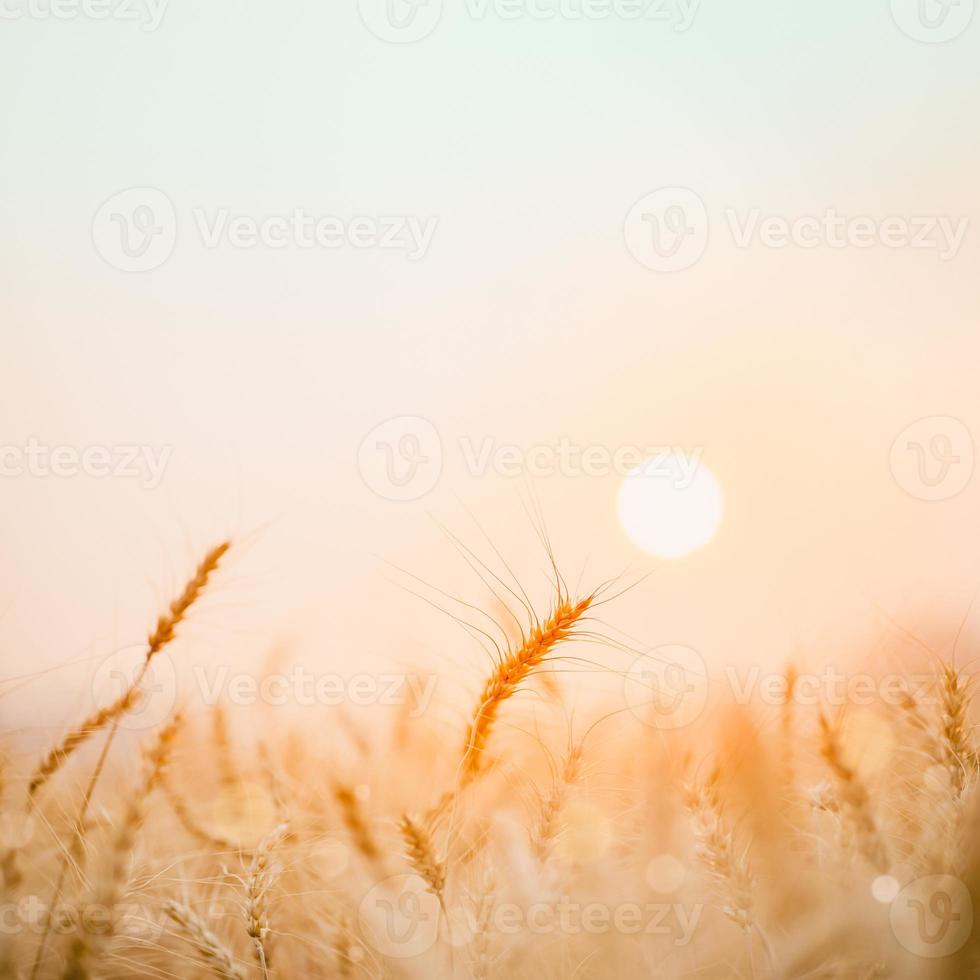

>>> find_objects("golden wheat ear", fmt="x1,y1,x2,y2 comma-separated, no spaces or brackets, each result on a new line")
243,822,288,979
534,740,584,862
939,663,973,799
818,712,890,873
459,591,593,784
165,900,246,980
685,768,757,934
27,542,230,801
399,812,447,901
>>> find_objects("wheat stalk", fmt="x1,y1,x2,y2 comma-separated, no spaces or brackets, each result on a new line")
780,664,798,790
468,864,495,980
29,542,230,980
329,909,359,980
102,714,182,905
61,714,182,979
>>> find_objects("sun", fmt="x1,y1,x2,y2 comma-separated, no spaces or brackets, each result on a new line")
617,453,723,559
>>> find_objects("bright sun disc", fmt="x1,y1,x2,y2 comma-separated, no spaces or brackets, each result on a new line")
618,454,723,559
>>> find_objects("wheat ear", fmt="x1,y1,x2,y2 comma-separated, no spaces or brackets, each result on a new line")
334,783,381,865
461,591,592,782
29,543,230,980
534,740,583,862
243,822,287,979
165,900,246,980
939,664,972,799
28,542,230,800
399,812,446,901
818,713,889,872
685,770,755,932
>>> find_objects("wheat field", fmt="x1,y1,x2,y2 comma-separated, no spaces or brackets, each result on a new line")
0,538,977,979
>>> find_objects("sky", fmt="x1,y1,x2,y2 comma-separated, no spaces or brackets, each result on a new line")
2,0,979,733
